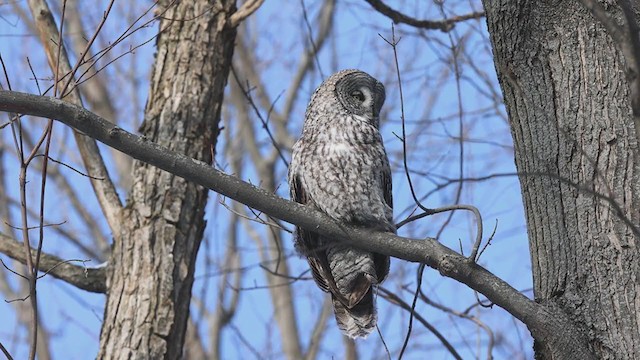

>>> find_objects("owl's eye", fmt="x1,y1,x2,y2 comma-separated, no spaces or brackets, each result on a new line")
350,90,365,102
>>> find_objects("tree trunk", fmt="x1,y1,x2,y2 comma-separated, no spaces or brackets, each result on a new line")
98,1,237,358
483,1,640,358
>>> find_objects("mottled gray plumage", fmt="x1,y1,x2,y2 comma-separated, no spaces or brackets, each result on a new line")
288,69,394,338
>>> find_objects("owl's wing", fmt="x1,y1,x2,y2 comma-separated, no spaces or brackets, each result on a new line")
291,172,379,307
290,174,334,294
383,164,393,213
374,162,393,283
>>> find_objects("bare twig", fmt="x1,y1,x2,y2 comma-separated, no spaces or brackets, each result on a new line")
300,0,324,78
0,341,13,360
478,219,499,261
18,134,37,360
59,0,116,98
0,258,29,281
406,171,640,237
229,0,335,162
416,287,495,360
258,264,311,281
379,286,463,360
64,0,131,188
7,129,110,255
4,220,66,231
230,66,289,167
365,0,484,32
219,196,289,232
281,0,335,120
32,155,105,180
26,58,42,95
380,26,430,215
381,23,484,357
375,324,391,360
398,261,423,359
396,204,484,261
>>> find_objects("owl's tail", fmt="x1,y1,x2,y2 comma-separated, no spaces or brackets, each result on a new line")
332,286,377,339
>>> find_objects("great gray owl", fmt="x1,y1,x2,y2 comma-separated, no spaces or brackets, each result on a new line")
288,69,394,338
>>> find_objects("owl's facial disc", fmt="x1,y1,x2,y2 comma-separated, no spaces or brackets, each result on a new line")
335,73,385,120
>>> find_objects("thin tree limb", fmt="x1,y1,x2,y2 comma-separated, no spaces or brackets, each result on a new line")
229,0,265,27
0,233,106,293
0,341,13,360
378,286,462,360
364,0,484,32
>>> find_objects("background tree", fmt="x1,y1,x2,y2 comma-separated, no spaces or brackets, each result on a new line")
0,0,637,359
483,0,640,358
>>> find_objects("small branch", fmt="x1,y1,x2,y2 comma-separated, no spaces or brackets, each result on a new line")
415,287,495,360
365,0,484,32
396,205,483,262
0,341,13,360
379,286,462,360
33,154,105,180
229,0,265,27
230,66,289,167
0,233,106,293
1,259,28,281
300,0,325,78
398,263,424,360
4,220,66,231
258,264,311,281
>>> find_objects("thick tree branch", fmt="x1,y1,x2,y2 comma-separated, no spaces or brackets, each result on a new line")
0,233,106,293
364,0,484,32
0,90,595,359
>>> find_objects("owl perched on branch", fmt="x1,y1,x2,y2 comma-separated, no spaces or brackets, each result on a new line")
288,69,394,338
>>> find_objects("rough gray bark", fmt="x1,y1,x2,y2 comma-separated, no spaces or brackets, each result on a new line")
97,1,237,358
483,1,640,358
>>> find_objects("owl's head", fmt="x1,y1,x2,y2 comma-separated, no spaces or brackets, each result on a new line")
334,70,386,119
307,69,386,127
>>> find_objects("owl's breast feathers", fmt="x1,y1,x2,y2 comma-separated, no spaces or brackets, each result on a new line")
291,125,393,230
